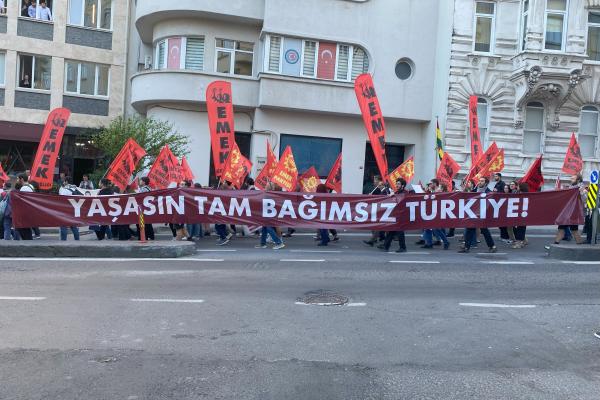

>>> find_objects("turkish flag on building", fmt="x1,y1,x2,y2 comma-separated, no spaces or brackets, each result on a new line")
436,152,460,191
180,156,195,181
106,138,147,192
468,95,483,164
271,145,298,192
147,145,178,189
255,142,278,190
299,167,321,193
317,42,337,80
221,142,252,189
167,37,182,69
325,153,342,193
521,155,544,192
388,157,415,192
561,133,583,175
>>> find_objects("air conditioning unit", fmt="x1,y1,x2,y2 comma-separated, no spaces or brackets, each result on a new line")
144,55,152,70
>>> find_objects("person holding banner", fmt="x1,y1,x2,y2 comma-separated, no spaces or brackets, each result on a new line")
545,174,585,249
378,178,408,253
58,177,81,241
16,174,35,240
459,177,497,254
215,181,233,246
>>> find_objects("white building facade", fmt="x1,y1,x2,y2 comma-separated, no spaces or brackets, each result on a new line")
128,0,453,193
445,0,600,185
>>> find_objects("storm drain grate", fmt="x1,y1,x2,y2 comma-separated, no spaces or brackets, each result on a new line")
297,290,349,306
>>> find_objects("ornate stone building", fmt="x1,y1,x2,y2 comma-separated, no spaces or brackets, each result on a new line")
444,0,600,185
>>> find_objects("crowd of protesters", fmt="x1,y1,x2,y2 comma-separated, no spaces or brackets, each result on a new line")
0,172,595,252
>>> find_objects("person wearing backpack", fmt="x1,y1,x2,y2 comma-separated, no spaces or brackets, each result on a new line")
58,177,80,241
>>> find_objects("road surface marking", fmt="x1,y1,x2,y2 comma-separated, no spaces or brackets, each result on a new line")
347,302,367,307
289,250,342,253
460,303,536,308
477,253,508,256
122,270,197,277
130,299,205,303
389,260,440,264
197,249,237,252
281,259,325,263
562,261,600,265
386,252,431,255
0,296,46,301
294,301,367,307
483,261,535,265
0,257,223,262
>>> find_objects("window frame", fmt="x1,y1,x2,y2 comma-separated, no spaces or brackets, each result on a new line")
64,60,110,98
0,52,5,87
17,53,52,92
477,97,490,149
579,105,599,159
586,11,600,62
543,0,569,52
473,1,496,54
215,38,254,77
263,34,283,74
279,133,343,178
520,0,529,51
20,0,54,22
155,36,207,71
67,0,113,31
300,39,318,79
523,101,546,155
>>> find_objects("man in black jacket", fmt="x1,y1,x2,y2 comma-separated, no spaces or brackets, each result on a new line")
378,178,407,253
493,173,506,193
459,177,497,253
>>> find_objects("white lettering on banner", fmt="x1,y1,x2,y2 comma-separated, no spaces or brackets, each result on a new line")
166,196,185,215
329,202,352,222
263,199,277,217
507,198,519,217
380,204,396,222
440,200,456,219
406,197,531,222
123,197,139,216
108,198,122,217
230,198,251,217
68,198,85,218
194,196,208,214
143,196,157,215
488,198,506,218
355,202,369,222
298,200,318,220
208,198,226,216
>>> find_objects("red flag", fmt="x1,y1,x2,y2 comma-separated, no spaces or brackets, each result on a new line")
167,37,182,69
317,42,337,80
521,155,544,192
255,142,278,190
468,95,483,164
355,74,388,183
180,156,195,181
561,133,583,175
105,138,147,192
299,167,321,193
325,153,342,193
168,151,184,184
0,163,8,183
221,142,252,189
388,157,415,192
465,142,500,184
30,108,71,190
436,152,460,190
475,149,505,181
206,81,236,178
147,145,179,189
271,146,298,192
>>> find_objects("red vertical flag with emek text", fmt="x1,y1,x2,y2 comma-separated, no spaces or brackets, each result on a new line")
206,81,236,178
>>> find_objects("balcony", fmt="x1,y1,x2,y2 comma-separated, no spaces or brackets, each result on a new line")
135,0,265,43
130,70,260,112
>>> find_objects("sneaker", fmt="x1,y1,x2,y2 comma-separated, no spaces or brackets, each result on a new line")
458,247,470,253
216,238,230,246
446,233,455,238
266,237,274,244
488,246,498,253
443,242,450,250
395,248,407,253
594,331,600,339
544,245,551,251
363,240,375,247
331,236,340,242
34,235,41,240
255,244,267,249
273,243,286,250
226,232,233,240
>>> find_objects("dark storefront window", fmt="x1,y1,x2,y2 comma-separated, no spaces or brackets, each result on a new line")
0,140,37,175
279,134,342,177
362,143,405,194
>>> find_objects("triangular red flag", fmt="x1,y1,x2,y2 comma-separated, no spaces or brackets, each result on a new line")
561,133,583,175
299,167,321,193
271,146,298,192
0,163,9,182
147,145,179,189
255,142,278,190
521,155,544,192
221,142,252,189
325,153,342,193
106,138,147,191
388,157,415,192
180,156,195,181
436,152,460,191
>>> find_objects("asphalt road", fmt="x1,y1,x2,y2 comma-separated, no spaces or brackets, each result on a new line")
1,232,599,399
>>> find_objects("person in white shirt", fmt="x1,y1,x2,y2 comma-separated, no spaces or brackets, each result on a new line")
58,177,80,241
38,1,52,21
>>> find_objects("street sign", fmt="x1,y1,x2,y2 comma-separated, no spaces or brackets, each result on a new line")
591,170,599,184
587,183,599,210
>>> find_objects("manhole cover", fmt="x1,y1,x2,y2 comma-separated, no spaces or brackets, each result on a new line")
298,290,349,306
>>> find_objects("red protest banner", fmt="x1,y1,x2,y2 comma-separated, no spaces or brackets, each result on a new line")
561,133,583,175
221,142,252,189
147,145,178,189
255,142,277,190
355,74,388,182
30,108,71,190
206,81,236,178
521,155,544,192
325,153,342,193
436,152,460,190
271,146,298,192
105,138,147,192
299,167,321,193
11,188,584,231
388,157,415,192
468,96,483,164
180,156,195,181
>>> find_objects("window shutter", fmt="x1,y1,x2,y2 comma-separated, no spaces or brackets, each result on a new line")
268,36,281,72
351,47,369,80
185,38,205,71
157,41,166,69
336,44,350,81
303,41,317,76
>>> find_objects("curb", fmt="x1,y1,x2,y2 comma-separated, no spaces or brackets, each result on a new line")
547,244,600,261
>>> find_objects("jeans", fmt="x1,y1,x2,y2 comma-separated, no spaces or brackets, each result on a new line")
186,224,202,239
319,229,330,245
383,231,406,251
215,224,228,240
465,228,495,249
424,229,448,246
3,217,14,240
60,226,80,241
261,227,282,245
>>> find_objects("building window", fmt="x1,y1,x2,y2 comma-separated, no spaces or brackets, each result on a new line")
544,0,568,51
580,106,598,158
1,0,7,14
65,60,109,97
521,0,529,50
18,54,51,90
20,0,53,21
265,35,369,82
279,134,342,177
587,11,600,61
523,102,545,154
215,39,253,76
474,1,495,53
68,0,112,30
154,37,205,71
0,52,5,86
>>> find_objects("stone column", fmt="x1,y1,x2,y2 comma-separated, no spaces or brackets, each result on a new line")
525,0,546,51
567,0,587,54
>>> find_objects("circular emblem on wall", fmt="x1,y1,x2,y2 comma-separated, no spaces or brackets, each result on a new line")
285,49,300,64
